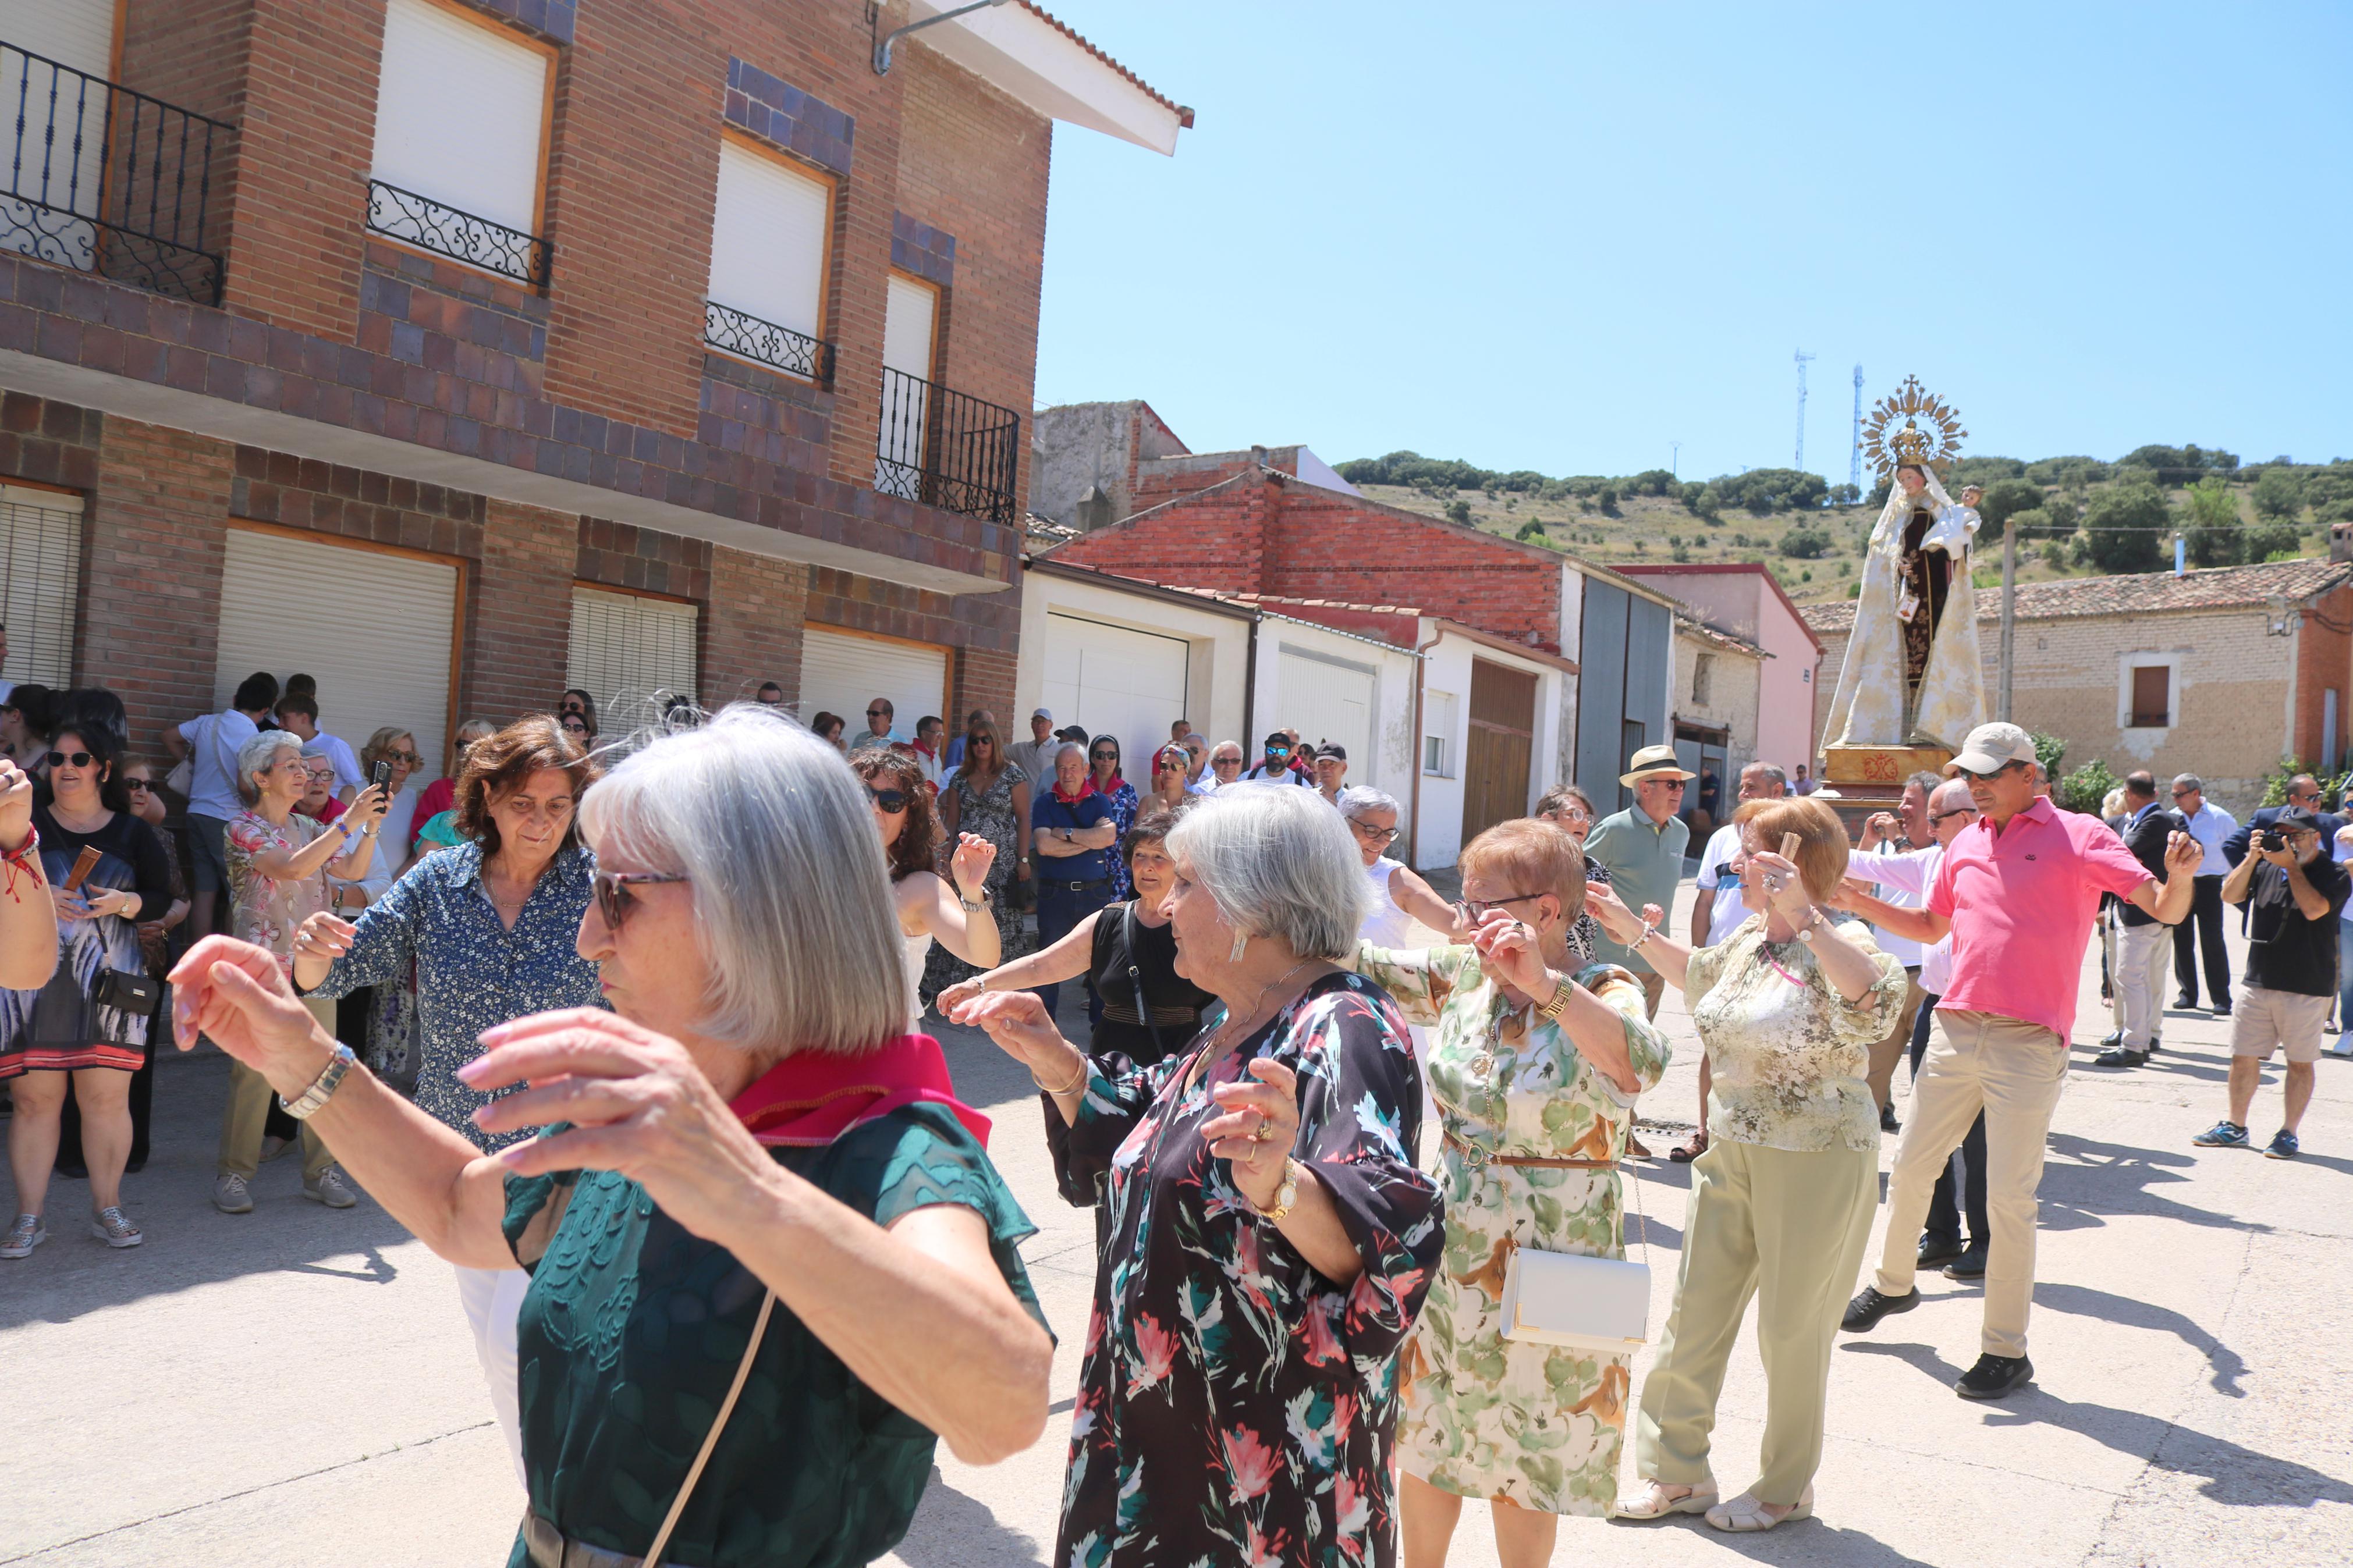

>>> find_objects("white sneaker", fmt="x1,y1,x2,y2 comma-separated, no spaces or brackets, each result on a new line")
214,1174,254,1214
304,1165,357,1208
1,1213,46,1258
2331,1031,2353,1057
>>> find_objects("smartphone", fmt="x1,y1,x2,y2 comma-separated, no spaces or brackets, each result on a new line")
371,759,392,791
61,844,102,894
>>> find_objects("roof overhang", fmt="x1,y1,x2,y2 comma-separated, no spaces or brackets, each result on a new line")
907,1,1191,155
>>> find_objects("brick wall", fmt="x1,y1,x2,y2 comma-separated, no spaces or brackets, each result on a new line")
2292,583,2353,766
805,564,1018,727
230,444,487,554
702,546,809,704
77,417,236,743
460,500,579,724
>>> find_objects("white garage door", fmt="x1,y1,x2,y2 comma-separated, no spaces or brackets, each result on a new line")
1277,647,1377,785
215,528,457,780
801,626,949,737
1041,612,1189,758
567,586,698,731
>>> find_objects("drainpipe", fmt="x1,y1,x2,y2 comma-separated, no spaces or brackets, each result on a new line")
872,0,1010,74
1242,607,1260,757
1408,616,1439,869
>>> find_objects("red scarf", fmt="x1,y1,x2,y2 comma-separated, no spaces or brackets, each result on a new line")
1052,776,1098,805
728,1033,992,1149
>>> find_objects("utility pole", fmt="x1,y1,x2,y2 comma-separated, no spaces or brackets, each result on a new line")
1793,349,1815,472
1670,440,1681,480
1998,516,2017,721
1848,365,1864,495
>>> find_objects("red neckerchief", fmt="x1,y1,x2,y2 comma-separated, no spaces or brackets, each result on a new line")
1052,776,1098,804
729,1033,992,1149
913,738,938,761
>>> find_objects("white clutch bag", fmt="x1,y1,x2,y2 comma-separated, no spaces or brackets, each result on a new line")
1496,1150,1653,1353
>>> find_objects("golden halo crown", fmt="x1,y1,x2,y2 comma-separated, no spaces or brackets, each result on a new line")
1859,375,1966,479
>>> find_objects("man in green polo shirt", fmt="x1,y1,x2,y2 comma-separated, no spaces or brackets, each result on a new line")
1585,744,1694,1021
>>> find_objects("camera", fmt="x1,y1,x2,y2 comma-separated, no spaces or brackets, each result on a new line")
2258,829,2286,852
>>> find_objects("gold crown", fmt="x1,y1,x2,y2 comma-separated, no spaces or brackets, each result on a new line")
1859,376,1967,479
1887,419,1936,465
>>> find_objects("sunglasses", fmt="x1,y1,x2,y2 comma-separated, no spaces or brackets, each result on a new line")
867,709,890,719
1961,761,2025,782
45,750,95,769
384,750,423,766
126,778,153,792
592,870,688,930
1929,806,1977,824
865,783,910,814
1265,747,1290,759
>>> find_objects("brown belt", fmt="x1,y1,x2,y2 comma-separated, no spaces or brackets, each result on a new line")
1443,1130,1617,1170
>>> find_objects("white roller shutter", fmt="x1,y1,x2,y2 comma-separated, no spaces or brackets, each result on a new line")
371,0,549,234
1041,612,1188,758
567,587,698,730
876,275,937,479
1277,647,1378,785
708,139,829,343
800,627,947,737
0,0,117,75
215,528,457,781
0,485,83,688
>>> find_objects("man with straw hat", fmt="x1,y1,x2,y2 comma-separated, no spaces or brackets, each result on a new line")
1586,744,1697,1023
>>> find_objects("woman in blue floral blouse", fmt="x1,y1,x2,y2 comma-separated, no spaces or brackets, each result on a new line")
1087,733,1140,901
956,785,1442,1567
292,714,602,1485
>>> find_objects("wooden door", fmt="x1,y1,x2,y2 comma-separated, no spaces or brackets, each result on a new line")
1463,659,1538,841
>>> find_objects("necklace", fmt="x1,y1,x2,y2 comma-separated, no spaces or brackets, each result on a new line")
1188,959,1317,1090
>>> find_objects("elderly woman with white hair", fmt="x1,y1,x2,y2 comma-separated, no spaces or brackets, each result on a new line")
172,706,1050,1568
954,785,1442,1567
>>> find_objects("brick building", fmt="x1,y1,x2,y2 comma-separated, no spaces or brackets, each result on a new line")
1803,559,2353,813
0,0,1185,777
1035,408,1678,812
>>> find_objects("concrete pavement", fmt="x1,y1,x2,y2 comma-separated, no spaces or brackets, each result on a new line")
2,901,2348,1566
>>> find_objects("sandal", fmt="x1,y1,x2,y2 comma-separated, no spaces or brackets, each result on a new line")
1704,1485,1812,1532
1613,1478,1717,1520
1669,1133,1709,1164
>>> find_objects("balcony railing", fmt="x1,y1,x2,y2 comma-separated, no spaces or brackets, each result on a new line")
875,365,1020,526
365,179,549,288
704,300,833,385
0,42,228,305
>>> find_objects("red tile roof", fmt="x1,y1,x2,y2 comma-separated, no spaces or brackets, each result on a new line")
1800,557,2353,637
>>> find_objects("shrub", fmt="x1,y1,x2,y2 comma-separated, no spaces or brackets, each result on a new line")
2080,482,2167,573
2252,466,2306,521
1445,498,1473,527
1780,527,1832,559
2057,759,2120,816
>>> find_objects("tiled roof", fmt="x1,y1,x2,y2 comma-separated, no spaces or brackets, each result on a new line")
1676,615,1768,659
1799,557,2353,637
1017,3,1195,126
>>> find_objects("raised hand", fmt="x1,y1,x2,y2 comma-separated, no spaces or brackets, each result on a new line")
1583,880,1644,944
1466,907,1549,995
293,910,357,966
1747,848,1814,921
1204,1057,1299,1209
0,756,32,852
947,986,1080,1084
345,783,390,829
948,831,997,898
2163,830,2202,876
167,935,337,1093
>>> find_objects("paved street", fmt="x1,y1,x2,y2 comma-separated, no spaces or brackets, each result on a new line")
3,901,2348,1566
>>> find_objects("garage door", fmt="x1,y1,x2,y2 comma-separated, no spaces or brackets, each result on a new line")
801,626,949,736
1277,647,1377,785
215,528,458,780
1041,612,1189,757
567,586,698,731
0,486,83,689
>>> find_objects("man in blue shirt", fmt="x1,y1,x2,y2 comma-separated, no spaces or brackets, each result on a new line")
1030,740,1119,1020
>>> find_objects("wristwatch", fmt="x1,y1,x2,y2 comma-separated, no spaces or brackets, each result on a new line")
280,1041,357,1120
1258,1158,1304,1223
1794,907,1824,944
1538,969,1575,1021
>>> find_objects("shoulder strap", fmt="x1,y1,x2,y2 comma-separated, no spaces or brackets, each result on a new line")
642,1288,776,1568
1123,901,1165,1059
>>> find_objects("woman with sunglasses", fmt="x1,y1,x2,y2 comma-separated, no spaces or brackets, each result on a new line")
849,749,1000,1022
289,715,602,1483
1085,734,1141,902
558,710,596,749
173,707,1049,1567
1,724,175,1257
1342,817,1667,1566
1144,744,1195,812
934,714,1032,993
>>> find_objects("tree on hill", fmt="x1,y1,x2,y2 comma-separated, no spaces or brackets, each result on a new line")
1709,467,1827,516
2252,466,2306,521
1974,477,2047,536
1948,456,2027,489
2180,476,2241,567
2079,482,2167,573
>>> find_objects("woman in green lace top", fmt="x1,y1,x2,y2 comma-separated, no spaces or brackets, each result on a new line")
168,707,1052,1567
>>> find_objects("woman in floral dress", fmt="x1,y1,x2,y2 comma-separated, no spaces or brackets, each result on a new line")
954,787,1442,1566
1351,819,1669,1566
931,716,1032,995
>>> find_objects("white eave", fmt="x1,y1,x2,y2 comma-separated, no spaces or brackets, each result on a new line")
907,1,1192,155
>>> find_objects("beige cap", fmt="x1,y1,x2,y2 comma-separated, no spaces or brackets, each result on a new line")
1946,721,2039,777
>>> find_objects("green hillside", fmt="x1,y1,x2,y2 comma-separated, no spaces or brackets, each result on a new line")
1337,447,2353,607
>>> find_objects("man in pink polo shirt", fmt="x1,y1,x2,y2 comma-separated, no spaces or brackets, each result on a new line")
1834,721,2198,1398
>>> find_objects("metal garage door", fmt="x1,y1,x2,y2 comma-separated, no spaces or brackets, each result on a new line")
215,527,458,780
1041,612,1189,758
1277,647,1377,785
568,586,698,731
800,626,949,737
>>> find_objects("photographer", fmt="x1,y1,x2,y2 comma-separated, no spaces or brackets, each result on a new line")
2194,807,2346,1160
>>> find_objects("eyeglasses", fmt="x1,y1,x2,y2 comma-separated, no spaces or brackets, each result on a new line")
1350,822,1401,844
1929,806,1977,824
865,783,910,814
592,870,689,931
45,751,94,769
2170,788,2194,799
1542,807,1592,826
1460,891,1546,920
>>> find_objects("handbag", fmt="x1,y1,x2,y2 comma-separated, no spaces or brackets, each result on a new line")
94,968,162,1037
1496,1142,1653,1354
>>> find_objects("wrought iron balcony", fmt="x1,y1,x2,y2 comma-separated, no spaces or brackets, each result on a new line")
365,179,549,288
704,299,833,385
875,365,1020,527
0,42,228,305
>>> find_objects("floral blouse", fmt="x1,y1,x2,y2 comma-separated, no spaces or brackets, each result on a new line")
1099,777,1141,900
225,809,349,972
1681,915,1907,1153
305,843,606,1150
1053,971,1443,1566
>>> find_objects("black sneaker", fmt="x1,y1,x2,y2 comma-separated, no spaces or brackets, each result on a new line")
1944,1241,1988,1279
1917,1232,1965,1267
1841,1285,1919,1332
2093,1044,2150,1068
1955,1353,2033,1399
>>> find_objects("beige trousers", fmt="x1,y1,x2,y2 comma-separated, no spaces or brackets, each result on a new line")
1872,1008,2069,1358
217,996,336,1182
1635,1139,1878,1506
1865,970,1928,1111
2115,919,2174,1051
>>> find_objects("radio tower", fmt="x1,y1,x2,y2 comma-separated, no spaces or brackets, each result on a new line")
1848,364,1865,493
1793,349,1815,471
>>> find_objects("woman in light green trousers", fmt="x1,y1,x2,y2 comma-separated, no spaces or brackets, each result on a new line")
1593,796,1906,1533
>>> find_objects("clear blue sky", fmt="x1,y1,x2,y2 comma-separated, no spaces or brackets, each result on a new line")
1032,1,2351,482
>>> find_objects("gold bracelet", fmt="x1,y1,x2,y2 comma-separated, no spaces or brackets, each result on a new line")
1033,1053,1087,1097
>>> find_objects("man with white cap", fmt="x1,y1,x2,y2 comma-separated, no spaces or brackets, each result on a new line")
1008,707,1060,787
1837,721,2199,1399
1585,744,1695,1022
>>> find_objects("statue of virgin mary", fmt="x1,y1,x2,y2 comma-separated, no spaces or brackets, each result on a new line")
1822,457,1985,749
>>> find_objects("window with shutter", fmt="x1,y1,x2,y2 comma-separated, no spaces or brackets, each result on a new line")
2130,665,2171,728
1422,690,1458,778
0,486,84,688
567,588,699,730
368,0,553,280
704,137,832,381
